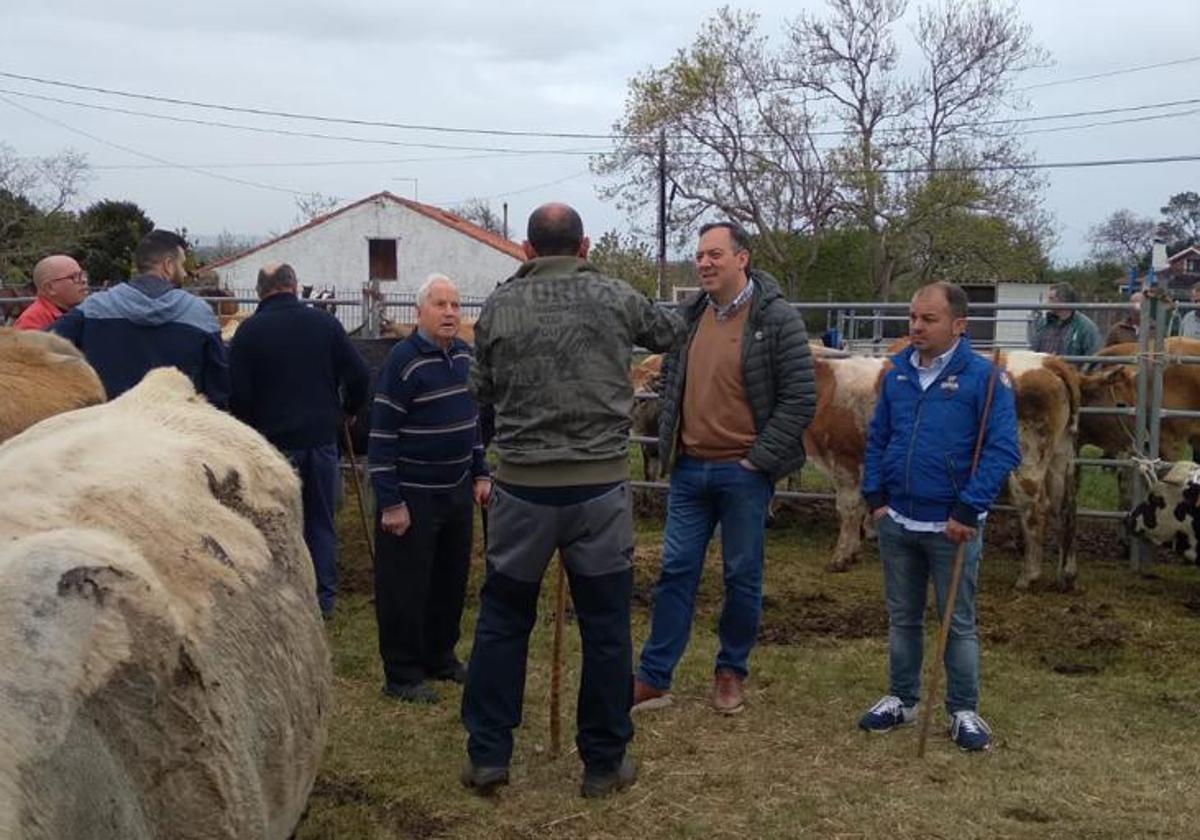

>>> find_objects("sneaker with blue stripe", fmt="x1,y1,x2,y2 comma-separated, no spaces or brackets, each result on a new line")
858,695,918,733
949,710,992,751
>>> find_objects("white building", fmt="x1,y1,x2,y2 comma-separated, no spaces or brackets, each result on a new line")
204,191,524,307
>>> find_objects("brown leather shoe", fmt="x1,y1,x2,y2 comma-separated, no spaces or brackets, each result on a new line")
632,676,673,712
711,669,745,715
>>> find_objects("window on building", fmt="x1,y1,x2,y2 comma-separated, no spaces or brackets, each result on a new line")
368,239,397,280
1187,258,1200,273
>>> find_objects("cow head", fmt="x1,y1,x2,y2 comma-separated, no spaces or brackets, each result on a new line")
1078,365,1137,453
1127,460,1200,563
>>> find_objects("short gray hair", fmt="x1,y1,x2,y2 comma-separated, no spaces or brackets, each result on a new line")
416,273,457,306
257,263,297,298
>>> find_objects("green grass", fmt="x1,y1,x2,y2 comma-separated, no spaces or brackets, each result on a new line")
298,494,1200,839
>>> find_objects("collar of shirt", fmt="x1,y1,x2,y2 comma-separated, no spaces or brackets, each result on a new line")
910,339,960,390
708,278,754,321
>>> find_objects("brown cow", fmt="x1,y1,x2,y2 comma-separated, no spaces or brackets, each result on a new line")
1005,351,1081,589
1079,337,1200,460
803,354,890,571
0,328,106,444
630,355,664,481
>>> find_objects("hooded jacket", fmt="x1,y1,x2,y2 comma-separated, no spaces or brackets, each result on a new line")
51,275,230,408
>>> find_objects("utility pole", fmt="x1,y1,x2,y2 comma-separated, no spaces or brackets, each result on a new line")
656,129,667,301
502,202,509,240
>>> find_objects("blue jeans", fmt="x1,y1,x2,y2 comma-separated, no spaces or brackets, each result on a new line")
878,514,982,714
283,444,339,615
637,456,773,689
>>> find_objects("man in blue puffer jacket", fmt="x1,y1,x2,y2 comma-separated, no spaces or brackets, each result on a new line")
858,281,1020,752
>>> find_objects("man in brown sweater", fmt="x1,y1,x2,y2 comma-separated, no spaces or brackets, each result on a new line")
634,222,816,715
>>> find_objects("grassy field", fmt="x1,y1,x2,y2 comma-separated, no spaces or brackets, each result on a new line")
297,481,1200,840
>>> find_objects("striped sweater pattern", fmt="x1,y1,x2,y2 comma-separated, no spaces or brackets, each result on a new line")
368,332,488,509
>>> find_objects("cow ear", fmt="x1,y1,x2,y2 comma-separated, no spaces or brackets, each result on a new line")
1157,463,1176,481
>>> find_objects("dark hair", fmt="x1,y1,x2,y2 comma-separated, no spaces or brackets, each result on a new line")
699,221,752,255
916,280,969,319
527,204,584,256
257,263,298,298
1048,281,1079,303
134,230,189,273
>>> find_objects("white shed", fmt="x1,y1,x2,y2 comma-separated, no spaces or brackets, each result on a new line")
204,191,524,307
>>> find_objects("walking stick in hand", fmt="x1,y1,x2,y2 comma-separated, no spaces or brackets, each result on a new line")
342,419,376,568
917,348,1004,758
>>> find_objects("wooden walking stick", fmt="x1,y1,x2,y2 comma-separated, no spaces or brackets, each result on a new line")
342,420,376,567
916,348,1004,758
549,554,567,757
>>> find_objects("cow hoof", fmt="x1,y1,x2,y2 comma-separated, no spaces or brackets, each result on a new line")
1058,577,1077,594
1014,576,1035,591
825,560,851,573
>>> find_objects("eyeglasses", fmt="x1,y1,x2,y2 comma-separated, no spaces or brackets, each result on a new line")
47,270,88,285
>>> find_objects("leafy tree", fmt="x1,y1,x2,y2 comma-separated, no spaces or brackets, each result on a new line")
588,230,658,298
1159,191,1200,250
76,200,154,285
0,143,90,283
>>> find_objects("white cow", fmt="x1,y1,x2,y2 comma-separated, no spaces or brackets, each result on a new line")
0,368,330,840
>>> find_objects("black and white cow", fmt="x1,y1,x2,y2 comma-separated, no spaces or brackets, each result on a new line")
1127,461,1200,562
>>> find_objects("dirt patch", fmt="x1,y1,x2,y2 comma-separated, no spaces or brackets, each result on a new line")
381,798,456,839
307,776,457,839
982,599,1124,674
309,775,373,806
1003,806,1056,824
758,592,888,644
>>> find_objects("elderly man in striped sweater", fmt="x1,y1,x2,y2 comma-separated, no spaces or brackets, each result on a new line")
368,273,491,704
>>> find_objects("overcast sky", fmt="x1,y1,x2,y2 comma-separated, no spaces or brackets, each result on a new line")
1,0,1197,268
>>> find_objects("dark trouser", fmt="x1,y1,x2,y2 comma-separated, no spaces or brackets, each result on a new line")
374,479,473,686
283,444,339,615
462,483,635,774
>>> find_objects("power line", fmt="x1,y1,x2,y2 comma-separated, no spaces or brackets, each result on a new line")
435,170,592,206
1017,55,1200,92
4,67,1200,141
89,152,522,171
0,94,308,196
0,87,607,155
873,153,1200,175
0,69,616,140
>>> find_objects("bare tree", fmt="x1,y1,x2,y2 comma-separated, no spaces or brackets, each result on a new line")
593,7,838,290
596,1,1050,299
452,198,506,236
1088,209,1157,267
293,192,340,226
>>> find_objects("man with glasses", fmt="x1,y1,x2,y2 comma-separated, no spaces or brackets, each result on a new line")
52,230,229,407
13,255,89,331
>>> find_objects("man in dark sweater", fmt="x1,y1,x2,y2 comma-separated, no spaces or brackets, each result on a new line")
229,263,369,619
368,274,491,705
460,203,685,799
52,229,229,407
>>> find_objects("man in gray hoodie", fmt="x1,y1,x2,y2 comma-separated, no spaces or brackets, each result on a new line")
460,203,684,799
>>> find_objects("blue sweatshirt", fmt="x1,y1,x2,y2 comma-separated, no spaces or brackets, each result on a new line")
51,275,230,408
228,293,369,450
861,337,1021,527
368,331,488,509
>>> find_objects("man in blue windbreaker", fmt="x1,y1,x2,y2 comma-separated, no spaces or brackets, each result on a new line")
858,281,1020,752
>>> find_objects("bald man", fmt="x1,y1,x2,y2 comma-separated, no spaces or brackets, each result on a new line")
14,255,88,330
